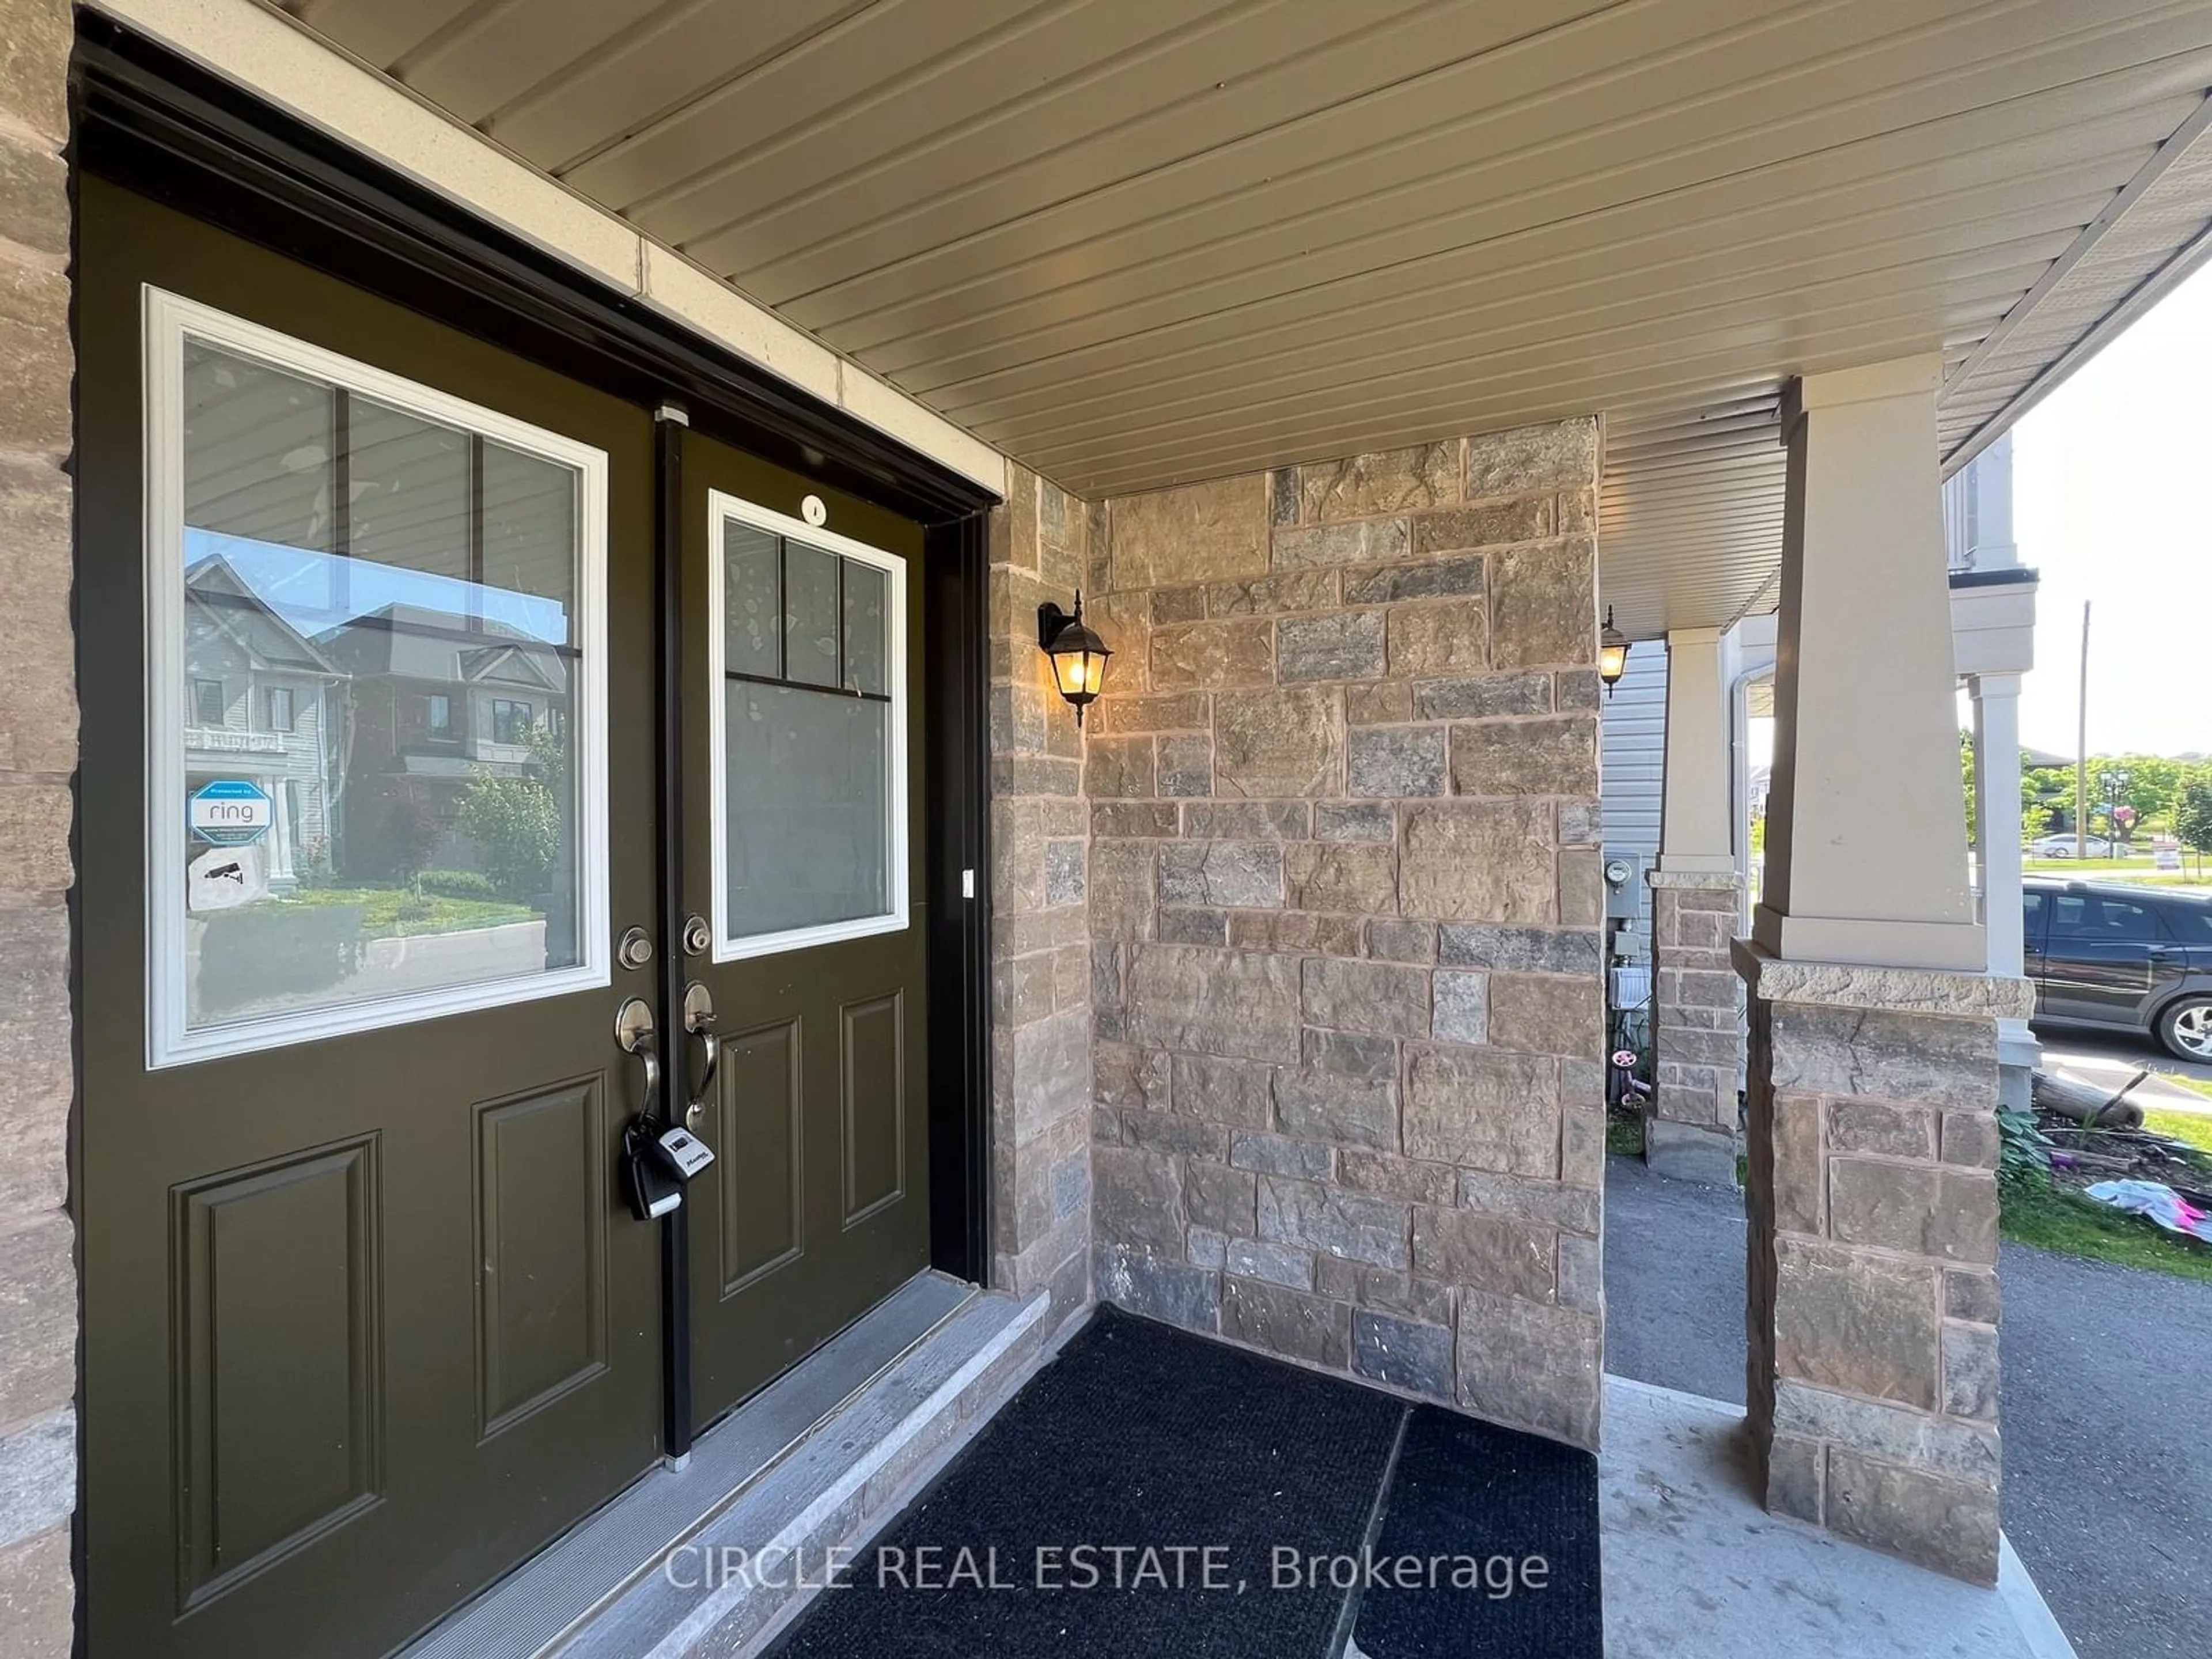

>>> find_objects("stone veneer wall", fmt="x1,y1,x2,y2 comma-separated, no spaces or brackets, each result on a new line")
1738,946,2026,1582
1644,870,1743,1182
0,3,77,1654
1083,422,1609,1449
984,465,1097,1329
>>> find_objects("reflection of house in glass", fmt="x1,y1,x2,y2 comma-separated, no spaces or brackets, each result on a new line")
183,533,574,895
182,552,340,888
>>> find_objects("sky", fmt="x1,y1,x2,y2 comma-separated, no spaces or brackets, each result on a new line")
2010,257,2212,760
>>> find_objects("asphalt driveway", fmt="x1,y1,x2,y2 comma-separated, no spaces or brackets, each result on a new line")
1603,1154,2212,1659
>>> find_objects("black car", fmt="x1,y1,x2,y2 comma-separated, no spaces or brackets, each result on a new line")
2024,877,2212,1061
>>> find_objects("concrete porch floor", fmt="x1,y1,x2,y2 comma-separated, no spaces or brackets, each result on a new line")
1600,1375,2074,1659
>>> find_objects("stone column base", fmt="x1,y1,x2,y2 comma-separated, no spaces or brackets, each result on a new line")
1735,941,2029,1585
1645,871,1743,1183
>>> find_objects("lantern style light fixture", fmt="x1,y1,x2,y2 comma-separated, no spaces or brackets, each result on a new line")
1038,592,1113,726
1598,606,1630,697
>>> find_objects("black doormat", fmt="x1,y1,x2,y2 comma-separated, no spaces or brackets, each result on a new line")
763,1306,1602,1658
1351,1406,1603,1658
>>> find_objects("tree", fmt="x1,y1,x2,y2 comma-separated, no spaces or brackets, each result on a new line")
1960,731,1977,850
456,774,561,901
2177,777,2212,877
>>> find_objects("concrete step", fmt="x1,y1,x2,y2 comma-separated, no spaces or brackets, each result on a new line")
398,1271,1050,1659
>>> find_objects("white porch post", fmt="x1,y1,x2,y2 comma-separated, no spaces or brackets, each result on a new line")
1737,357,2028,1584
1969,674,2024,978
1646,626,1743,1182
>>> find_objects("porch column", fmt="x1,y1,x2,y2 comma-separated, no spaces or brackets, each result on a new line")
1969,672,2038,1108
1646,627,1742,1183
1738,357,2028,1585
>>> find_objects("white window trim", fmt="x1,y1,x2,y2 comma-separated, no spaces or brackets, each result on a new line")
706,490,910,964
143,285,612,1069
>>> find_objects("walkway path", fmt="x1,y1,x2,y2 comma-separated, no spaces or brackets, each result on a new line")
1604,1155,2212,1659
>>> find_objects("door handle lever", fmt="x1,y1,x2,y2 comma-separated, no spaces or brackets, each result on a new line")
615,997,660,1123
681,982,718,1132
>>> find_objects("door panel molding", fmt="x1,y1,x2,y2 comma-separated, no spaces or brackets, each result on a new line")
716,1018,805,1297
840,991,908,1228
473,1077,611,1442
171,1134,384,1611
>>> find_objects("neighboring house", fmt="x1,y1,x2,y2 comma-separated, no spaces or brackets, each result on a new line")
1597,638,1666,960
181,551,339,887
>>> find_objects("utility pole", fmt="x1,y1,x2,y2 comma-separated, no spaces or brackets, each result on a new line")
2075,600,2090,859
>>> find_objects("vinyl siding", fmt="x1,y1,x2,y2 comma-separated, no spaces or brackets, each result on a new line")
1600,640,1668,956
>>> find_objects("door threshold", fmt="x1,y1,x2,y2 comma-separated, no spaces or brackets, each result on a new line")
396,1271,1046,1659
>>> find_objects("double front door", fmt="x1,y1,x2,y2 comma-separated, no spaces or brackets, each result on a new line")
77,180,931,1659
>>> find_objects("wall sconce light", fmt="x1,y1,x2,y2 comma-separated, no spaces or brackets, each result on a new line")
1599,606,1629,697
1037,592,1112,726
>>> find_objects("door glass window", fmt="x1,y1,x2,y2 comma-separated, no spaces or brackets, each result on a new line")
2050,895,2162,942
147,290,610,1066
710,493,907,959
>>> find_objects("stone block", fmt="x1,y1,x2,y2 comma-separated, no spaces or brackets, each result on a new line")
1644,1119,1736,1185
1942,1323,1999,1420
1094,1043,1168,1115
1465,419,1599,498
1302,957,1431,1037
0,1527,69,1659
1346,726,1445,798
1096,1244,1220,1333
1764,1435,1824,1525
1437,925,1603,975
1257,1176,1410,1268
1230,1131,1335,1181
1304,1027,1397,1081
1285,842,1398,915
1223,1275,1351,1368
1557,798,1603,846
1944,1268,2000,1325
1171,1053,1274,1128
1412,498,1552,555
1560,1104,1607,1189
1157,734,1214,797
1214,687,1343,800
1085,736,1155,799
1208,569,1340,616
1111,474,1268,588
1827,1161,1997,1265
1183,801,1310,839
1556,849,1604,928
1187,1161,1257,1236
1556,1232,1603,1310
1270,467,1300,527
1151,619,1274,691
1277,611,1386,682
1089,691,1210,736
1365,918,1436,963
1412,672,1551,721
1345,555,1486,604
0,1211,73,1427
1448,716,1598,797
1313,801,1396,842
1086,839,1156,942
1770,1381,2001,1484
1430,971,1488,1046
1404,1046,1559,1177
1273,1069,1399,1151
1301,444,1459,521
1488,973,1600,1059
1411,1207,1555,1300
1400,800,1555,923
1768,1002,1996,1109
1457,1168,1600,1234
1151,584,1206,624
1159,840,1283,909
1555,669,1603,711
1337,1151,1458,1207
1092,801,1179,839
1222,1237,1317,1290
1827,1101,1936,1159
1825,1449,1999,1585
1772,1237,1940,1411
1092,1146,1186,1251
1124,1110,1228,1160
1272,518,1410,570
0,262,69,458
1386,599,1488,678
1126,945,1302,1060
1344,679,1413,725
1351,1310,1455,1399
1456,1289,1601,1449
1187,1228,1227,1270
1488,539,1596,669
1940,1109,2001,1170
1768,1094,1823,1231
1229,911,1362,956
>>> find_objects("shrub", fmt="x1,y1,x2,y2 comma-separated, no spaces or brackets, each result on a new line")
417,869,499,902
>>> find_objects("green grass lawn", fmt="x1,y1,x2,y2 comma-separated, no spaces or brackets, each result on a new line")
281,886,535,939
2001,1178,2212,1282
2145,1104,2212,1142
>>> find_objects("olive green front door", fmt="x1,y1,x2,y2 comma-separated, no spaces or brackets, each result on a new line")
676,432,933,1429
76,179,941,1659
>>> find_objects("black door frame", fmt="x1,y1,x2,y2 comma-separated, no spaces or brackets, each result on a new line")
71,17,997,1468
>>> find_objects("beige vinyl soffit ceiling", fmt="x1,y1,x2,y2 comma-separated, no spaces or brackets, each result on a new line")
281,0,2212,631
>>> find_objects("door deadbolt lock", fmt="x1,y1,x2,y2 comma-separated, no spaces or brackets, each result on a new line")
681,914,711,957
618,925,654,971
